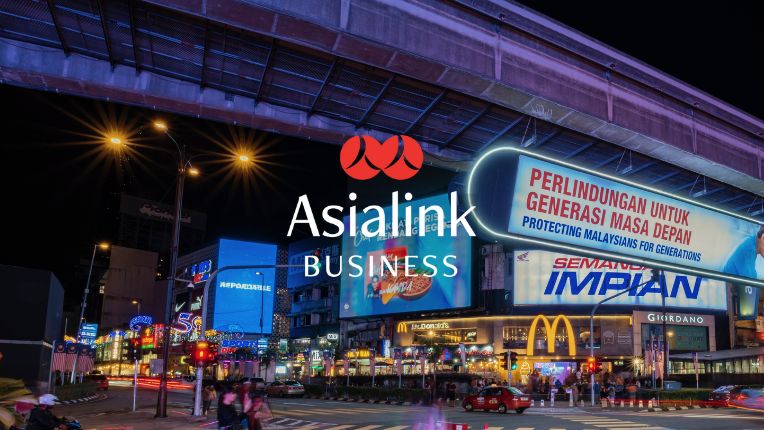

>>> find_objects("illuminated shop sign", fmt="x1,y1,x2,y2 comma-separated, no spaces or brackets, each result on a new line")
129,315,153,332
396,321,452,333
646,312,705,324
468,148,764,287
526,315,576,356
186,259,213,284
326,333,339,341
221,339,258,348
514,250,726,310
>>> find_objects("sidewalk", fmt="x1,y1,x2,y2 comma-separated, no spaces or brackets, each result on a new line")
68,408,216,430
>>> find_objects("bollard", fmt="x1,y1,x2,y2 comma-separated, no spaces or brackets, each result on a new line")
648,399,653,408
530,400,535,407
540,399,545,407
579,399,584,407
630,401,634,408
550,397,554,407
621,401,625,408
639,400,643,408
569,396,573,407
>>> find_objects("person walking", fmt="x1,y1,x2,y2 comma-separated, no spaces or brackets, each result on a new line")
627,380,637,403
202,384,217,416
217,386,240,430
446,381,457,407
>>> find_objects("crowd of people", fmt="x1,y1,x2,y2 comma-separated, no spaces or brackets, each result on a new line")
202,381,272,430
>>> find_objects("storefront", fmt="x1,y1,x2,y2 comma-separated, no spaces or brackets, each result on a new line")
393,315,636,383
632,311,716,356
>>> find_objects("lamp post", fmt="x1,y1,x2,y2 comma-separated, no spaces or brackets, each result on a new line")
255,271,266,338
588,269,660,405
131,299,141,316
152,121,199,418
72,242,109,383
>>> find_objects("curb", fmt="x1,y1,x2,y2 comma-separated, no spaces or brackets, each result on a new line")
58,393,105,405
639,405,707,412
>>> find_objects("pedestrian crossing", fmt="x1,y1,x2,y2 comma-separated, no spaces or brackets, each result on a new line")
262,417,675,430
548,414,672,430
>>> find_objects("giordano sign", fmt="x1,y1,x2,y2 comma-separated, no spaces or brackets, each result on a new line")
526,314,577,356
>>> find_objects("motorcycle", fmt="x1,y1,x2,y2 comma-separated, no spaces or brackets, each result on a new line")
8,417,82,430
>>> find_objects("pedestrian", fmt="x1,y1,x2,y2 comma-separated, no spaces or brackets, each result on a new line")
217,386,241,430
627,380,637,402
446,381,457,407
203,384,217,416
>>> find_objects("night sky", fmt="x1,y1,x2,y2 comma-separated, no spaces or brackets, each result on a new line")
1,3,761,310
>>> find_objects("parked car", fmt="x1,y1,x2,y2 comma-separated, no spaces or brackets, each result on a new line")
266,380,305,397
462,386,530,414
86,374,109,391
728,386,764,411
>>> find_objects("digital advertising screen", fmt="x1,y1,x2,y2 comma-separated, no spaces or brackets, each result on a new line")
339,193,473,318
469,148,764,287
513,250,727,310
213,239,277,334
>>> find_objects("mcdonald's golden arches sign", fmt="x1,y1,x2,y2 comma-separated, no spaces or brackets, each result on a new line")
526,314,576,356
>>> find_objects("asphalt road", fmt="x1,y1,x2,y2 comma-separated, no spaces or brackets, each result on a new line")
54,387,764,430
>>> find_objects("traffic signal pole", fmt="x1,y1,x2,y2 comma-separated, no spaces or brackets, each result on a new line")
589,269,660,406
133,358,138,412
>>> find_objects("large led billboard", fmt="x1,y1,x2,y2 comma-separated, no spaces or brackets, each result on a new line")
468,148,764,288
213,239,277,334
513,250,727,310
339,193,473,318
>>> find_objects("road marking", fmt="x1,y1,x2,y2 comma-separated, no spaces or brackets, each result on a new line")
382,426,409,430
322,426,356,430
354,426,383,430
592,425,648,428
486,427,503,430
293,425,324,430
514,428,535,430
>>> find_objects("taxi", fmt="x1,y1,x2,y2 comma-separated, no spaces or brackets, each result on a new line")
462,386,530,414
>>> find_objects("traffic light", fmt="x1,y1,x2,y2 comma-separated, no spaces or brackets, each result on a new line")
192,341,217,366
587,357,603,373
587,356,596,373
314,248,323,269
498,352,508,369
126,338,142,361
509,352,518,370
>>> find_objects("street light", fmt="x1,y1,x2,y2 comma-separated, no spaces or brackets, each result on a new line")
150,120,198,418
255,271,266,338
72,241,109,382
131,299,141,315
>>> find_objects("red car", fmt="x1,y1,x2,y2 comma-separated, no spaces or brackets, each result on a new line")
86,374,109,391
463,386,530,414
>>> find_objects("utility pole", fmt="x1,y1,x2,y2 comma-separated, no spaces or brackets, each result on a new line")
589,269,660,405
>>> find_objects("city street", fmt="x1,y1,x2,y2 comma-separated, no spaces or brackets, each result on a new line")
54,387,764,430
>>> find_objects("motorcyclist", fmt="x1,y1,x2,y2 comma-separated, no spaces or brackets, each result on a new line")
26,394,67,430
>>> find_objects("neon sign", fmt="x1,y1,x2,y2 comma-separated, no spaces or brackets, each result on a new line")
172,312,202,335
129,315,153,332
186,259,213,284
